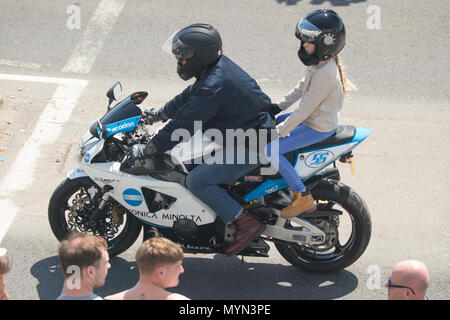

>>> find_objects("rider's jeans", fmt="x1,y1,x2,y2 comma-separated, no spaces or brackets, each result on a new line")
265,113,336,193
186,147,260,223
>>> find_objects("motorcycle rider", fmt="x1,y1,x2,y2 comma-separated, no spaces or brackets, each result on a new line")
139,23,273,256
266,9,355,218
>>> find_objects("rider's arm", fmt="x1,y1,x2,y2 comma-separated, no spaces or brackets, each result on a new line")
162,85,193,119
151,87,223,153
277,76,306,110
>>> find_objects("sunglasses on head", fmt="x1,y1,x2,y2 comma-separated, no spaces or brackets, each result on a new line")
387,275,416,295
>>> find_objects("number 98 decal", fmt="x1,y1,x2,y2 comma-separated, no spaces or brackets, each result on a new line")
305,150,334,168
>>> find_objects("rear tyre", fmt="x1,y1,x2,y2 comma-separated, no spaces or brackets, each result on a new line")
275,179,371,273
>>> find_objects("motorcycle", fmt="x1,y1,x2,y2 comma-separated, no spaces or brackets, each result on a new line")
48,82,372,273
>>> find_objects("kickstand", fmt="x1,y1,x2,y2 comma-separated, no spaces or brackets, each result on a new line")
240,255,245,266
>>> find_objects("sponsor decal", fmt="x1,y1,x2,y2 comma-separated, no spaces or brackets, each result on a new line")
123,188,144,207
128,210,203,223
265,185,279,194
161,213,202,223
292,234,307,242
93,177,118,184
244,175,263,182
305,150,334,168
83,153,91,163
109,122,135,133
104,118,140,136
130,209,158,219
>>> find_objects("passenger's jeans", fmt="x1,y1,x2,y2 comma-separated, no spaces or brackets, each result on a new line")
265,113,336,193
185,147,260,223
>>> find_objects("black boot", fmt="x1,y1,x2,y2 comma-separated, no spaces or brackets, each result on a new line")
226,211,265,256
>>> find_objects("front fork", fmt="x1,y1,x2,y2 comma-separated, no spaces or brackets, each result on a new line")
87,185,114,226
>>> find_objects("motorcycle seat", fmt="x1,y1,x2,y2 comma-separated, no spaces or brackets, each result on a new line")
296,125,356,153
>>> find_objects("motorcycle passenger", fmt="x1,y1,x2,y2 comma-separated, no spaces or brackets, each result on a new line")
140,24,273,256
266,9,355,218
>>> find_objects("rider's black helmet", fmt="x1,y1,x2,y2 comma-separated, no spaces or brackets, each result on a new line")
165,23,223,81
295,9,346,66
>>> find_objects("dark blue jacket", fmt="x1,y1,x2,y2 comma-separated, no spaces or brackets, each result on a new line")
152,55,272,152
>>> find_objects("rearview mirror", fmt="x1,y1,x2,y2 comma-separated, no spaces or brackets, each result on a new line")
107,82,122,100
106,82,122,110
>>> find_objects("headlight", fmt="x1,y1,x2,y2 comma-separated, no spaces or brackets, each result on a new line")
76,141,98,163
76,146,88,162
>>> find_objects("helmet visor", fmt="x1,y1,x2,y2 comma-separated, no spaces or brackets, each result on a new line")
162,30,195,60
295,18,322,42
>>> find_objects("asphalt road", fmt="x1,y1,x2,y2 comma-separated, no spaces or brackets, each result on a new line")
0,0,448,301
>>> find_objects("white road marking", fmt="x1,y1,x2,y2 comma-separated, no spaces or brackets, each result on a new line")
0,59,42,70
62,0,127,73
0,73,85,85
0,74,88,243
0,0,125,244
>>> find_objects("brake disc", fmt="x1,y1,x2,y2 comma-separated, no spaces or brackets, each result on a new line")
66,188,123,241
304,216,339,252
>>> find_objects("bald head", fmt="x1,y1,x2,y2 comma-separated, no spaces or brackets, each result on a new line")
389,260,430,300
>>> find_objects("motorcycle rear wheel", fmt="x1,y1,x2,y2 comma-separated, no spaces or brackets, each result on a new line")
275,179,371,273
48,178,142,257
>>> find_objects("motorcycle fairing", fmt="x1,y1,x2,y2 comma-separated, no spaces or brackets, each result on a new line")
243,127,370,202
79,161,217,228
94,96,142,138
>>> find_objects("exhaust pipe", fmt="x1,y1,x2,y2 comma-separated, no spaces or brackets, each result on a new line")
306,168,340,190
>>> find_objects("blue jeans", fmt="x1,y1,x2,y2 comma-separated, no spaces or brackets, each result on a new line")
265,113,336,193
185,147,260,223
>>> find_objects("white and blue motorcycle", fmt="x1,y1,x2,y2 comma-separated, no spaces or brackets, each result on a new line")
48,82,371,273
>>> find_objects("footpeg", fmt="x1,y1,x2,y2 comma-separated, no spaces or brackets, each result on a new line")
243,238,270,257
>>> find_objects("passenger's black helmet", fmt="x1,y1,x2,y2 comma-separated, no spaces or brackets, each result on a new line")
163,23,222,80
295,9,346,66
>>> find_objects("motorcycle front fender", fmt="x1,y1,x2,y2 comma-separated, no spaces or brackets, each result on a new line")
67,168,95,185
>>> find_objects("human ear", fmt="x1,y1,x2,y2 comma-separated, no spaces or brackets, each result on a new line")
86,265,95,278
157,266,165,278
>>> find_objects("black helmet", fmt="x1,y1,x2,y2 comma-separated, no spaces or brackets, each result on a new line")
295,9,346,66
163,23,222,80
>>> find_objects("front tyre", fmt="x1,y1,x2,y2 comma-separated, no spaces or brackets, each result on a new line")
48,178,142,257
275,179,371,273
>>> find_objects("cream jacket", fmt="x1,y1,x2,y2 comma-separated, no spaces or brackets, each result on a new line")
276,58,344,137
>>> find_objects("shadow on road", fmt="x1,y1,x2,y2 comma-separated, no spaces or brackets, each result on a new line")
175,254,358,300
30,255,138,300
31,253,358,300
275,0,366,6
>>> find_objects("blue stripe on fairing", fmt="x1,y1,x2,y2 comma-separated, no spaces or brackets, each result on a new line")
243,178,289,202
243,127,370,202
104,116,141,137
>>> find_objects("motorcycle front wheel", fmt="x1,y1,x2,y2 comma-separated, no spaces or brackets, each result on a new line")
275,179,372,273
48,178,142,257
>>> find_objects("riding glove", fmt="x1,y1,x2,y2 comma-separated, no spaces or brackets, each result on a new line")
143,108,169,125
269,103,282,117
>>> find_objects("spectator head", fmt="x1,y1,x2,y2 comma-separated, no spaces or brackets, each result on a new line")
58,233,110,289
385,260,430,300
0,249,12,276
0,248,12,300
135,237,184,288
